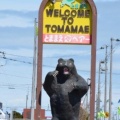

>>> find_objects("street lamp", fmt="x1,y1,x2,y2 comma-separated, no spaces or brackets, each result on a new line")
109,38,120,120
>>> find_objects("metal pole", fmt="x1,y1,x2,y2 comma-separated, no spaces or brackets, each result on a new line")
26,94,28,109
31,18,37,120
104,45,108,119
98,62,101,113
109,38,113,120
96,61,101,120
96,61,105,120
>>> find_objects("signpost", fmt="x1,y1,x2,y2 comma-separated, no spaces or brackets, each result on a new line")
36,0,97,120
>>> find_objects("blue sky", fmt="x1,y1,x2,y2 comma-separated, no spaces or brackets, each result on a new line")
0,0,120,117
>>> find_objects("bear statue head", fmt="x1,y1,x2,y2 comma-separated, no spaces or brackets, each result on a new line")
56,58,77,76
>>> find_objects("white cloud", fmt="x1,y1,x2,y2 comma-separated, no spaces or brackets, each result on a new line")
0,0,41,11
0,15,33,27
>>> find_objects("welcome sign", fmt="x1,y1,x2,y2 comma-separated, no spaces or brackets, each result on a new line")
43,0,92,44
37,0,97,120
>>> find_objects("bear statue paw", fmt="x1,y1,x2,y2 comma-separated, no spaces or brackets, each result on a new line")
52,70,59,77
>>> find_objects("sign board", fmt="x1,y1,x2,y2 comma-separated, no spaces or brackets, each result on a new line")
43,0,92,44
36,0,97,120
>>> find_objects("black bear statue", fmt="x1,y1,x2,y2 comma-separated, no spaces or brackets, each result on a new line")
43,58,89,120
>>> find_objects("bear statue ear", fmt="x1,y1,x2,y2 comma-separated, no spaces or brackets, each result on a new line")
58,58,63,63
69,58,74,63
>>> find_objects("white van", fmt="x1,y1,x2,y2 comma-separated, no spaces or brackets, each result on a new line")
0,109,6,120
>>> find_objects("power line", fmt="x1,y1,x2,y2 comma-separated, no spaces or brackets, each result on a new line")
98,42,120,60
0,43,119,61
0,68,120,81
0,83,31,86
1,51,90,59
0,50,120,78
0,47,102,60
0,56,32,64
0,85,32,89
0,84,32,88
0,51,33,58
0,72,32,79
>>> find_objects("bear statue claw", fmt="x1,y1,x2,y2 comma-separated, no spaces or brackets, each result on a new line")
52,70,59,77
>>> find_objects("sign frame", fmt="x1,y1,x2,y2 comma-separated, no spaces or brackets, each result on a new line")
36,0,97,120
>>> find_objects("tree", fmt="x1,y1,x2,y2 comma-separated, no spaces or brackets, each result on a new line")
13,111,23,118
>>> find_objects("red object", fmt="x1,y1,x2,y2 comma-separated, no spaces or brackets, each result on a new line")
23,108,45,119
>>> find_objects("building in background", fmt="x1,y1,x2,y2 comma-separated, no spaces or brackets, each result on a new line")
23,109,46,119
0,102,3,109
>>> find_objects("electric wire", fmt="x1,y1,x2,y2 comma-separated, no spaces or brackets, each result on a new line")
0,56,32,64
0,46,120,81
0,51,33,58
0,72,32,79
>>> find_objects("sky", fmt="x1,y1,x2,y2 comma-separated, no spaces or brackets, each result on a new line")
0,0,120,118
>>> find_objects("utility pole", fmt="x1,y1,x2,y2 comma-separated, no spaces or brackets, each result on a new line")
26,94,28,109
26,87,29,109
104,45,108,119
109,38,113,120
96,61,104,120
96,61,101,119
109,38,120,120
101,45,108,120
31,18,38,120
